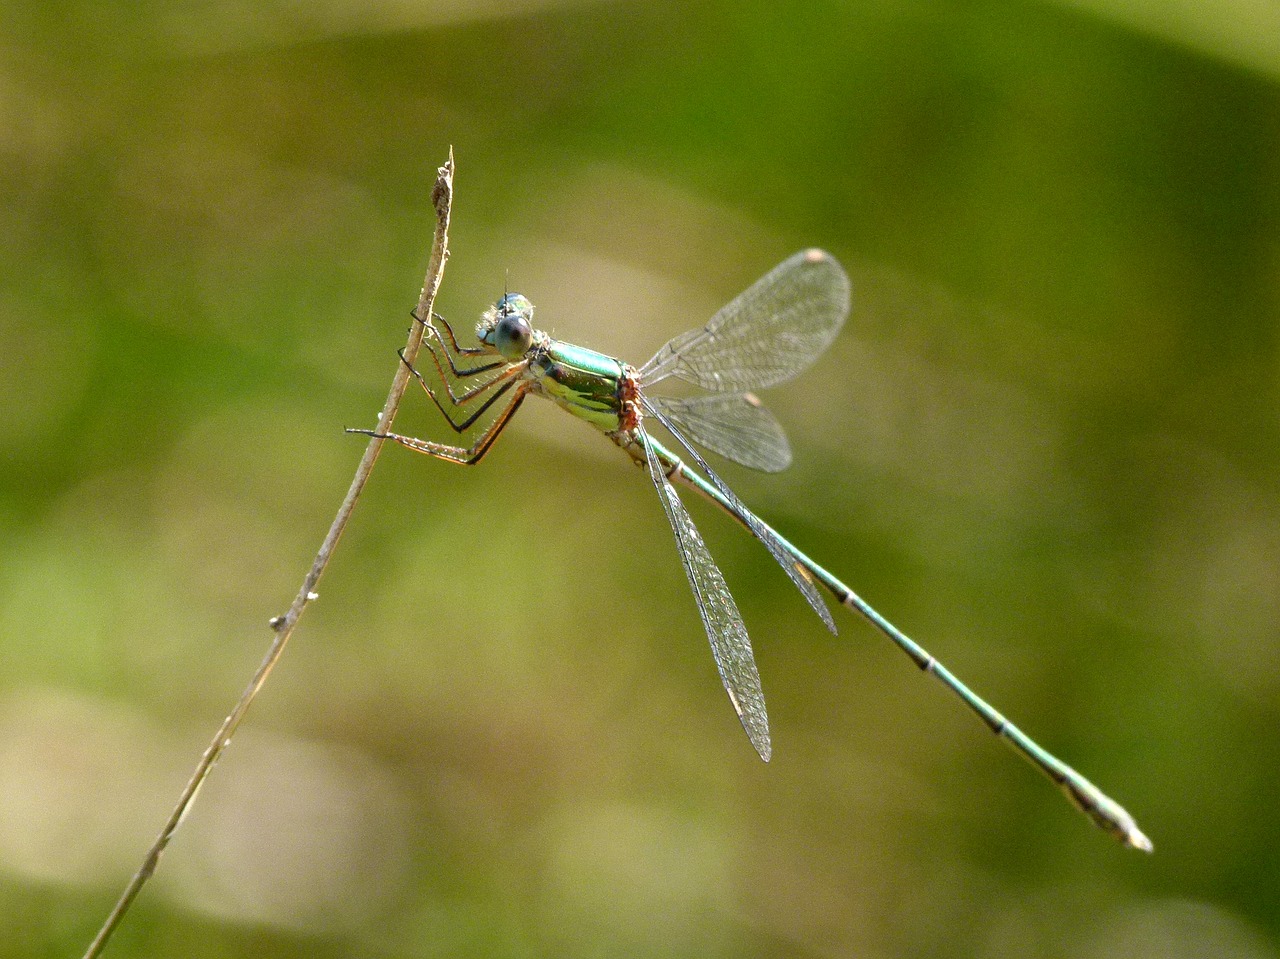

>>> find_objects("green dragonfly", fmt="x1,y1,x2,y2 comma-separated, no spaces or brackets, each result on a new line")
351,248,1151,851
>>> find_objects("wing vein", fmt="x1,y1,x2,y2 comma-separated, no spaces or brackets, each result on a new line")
641,430,771,760
643,399,837,635
639,249,850,392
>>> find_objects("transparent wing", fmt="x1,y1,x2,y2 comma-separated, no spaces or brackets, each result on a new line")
648,392,792,473
641,430,771,761
640,248,850,392
643,398,836,635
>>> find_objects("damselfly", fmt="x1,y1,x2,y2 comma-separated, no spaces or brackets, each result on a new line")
351,249,1151,851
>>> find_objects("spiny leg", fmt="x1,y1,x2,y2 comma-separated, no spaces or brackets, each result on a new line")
348,385,528,466
411,308,490,369
424,308,489,357
402,305,523,424
400,349,526,433
408,307,502,388
419,335,506,379
405,308,524,421
407,342,511,405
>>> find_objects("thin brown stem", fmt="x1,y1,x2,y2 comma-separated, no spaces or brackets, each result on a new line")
81,148,456,959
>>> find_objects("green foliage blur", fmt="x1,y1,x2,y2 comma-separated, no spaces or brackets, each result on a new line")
3,1,1278,956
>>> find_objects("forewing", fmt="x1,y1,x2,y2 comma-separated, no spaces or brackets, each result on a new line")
641,430,771,761
649,393,792,473
644,399,837,635
640,249,850,392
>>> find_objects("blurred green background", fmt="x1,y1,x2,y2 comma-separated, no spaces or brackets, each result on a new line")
3,0,1279,956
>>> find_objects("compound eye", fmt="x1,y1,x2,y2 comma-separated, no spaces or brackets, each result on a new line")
494,311,533,359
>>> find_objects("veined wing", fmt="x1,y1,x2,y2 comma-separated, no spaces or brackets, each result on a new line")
648,392,792,473
643,398,836,635
641,430,771,761
639,249,850,392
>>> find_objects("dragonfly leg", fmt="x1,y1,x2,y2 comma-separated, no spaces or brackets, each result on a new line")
412,309,491,369
410,359,525,434
418,335,506,381
410,308,503,384
426,309,491,357
349,384,528,466
400,346,522,427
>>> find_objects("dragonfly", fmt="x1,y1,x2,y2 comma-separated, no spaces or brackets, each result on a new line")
350,248,1151,851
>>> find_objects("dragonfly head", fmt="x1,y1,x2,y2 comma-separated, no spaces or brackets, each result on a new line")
478,293,535,361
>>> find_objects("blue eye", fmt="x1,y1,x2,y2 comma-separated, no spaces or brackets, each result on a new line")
495,312,532,359
490,293,534,359
495,293,532,315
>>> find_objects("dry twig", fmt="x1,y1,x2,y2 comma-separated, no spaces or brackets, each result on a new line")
82,149,456,959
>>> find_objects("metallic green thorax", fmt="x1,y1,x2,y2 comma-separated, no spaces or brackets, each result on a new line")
530,338,633,432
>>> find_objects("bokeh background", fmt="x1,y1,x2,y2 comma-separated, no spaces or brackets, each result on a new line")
3,1,1279,956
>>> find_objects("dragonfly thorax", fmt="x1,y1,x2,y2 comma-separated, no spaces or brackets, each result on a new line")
478,293,536,360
